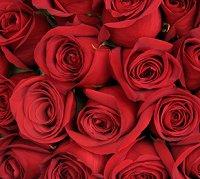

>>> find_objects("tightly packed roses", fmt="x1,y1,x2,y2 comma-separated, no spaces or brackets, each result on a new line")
0,0,200,178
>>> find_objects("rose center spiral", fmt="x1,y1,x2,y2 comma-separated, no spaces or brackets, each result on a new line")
48,154,88,178
78,105,121,141
4,156,23,178
57,41,83,79
0,12,20,37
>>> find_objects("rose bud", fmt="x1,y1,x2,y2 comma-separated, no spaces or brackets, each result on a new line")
161,0,200,41
175,27,200,90
110,37,182,101
34,24,111,93
99,0,162,47
0,134,50,178
104,139,176,179
9,76,76,145
0,0,49,68
139,88,200,143
66,86,151,154
40,141,107,178
32,0,103,27
171,136,200,179
0,72,35,135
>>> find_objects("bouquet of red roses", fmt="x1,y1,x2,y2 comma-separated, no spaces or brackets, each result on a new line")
0,0,200,178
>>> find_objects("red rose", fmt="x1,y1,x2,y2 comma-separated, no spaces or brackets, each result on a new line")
176,27,200,90
0,134,50,178
32,0,103,27
0,0,49,68
66,86,151,154
0,75,16,135
195,5,200,27
110,37,182,101
104,139,172,179
171,136,200,179
9,72,37,85
0,72,35,135
139,88,200,142
40,141,107,178
0,52,9,77
161,0,200,41
99,0,162,47
35,24,111,92
10,76,76,145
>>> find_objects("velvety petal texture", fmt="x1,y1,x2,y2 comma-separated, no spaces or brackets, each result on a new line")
0,75,16,135
0,134,50,178
9,76,76,145
0,0,49,68
176,27,200,90
40,141,107,179
110,37,183,101
99,0,162,47
35,24,111,92
0,0,199,178
66,86,151,154
32,0,103,27
0,72,35,135
139,88,200,142
171,136,200,178
162,0,200,41
104,139,172,179
0,52,9,77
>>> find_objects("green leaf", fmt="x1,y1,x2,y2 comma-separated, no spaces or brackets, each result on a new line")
162,23,170,33
101,40,116,49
